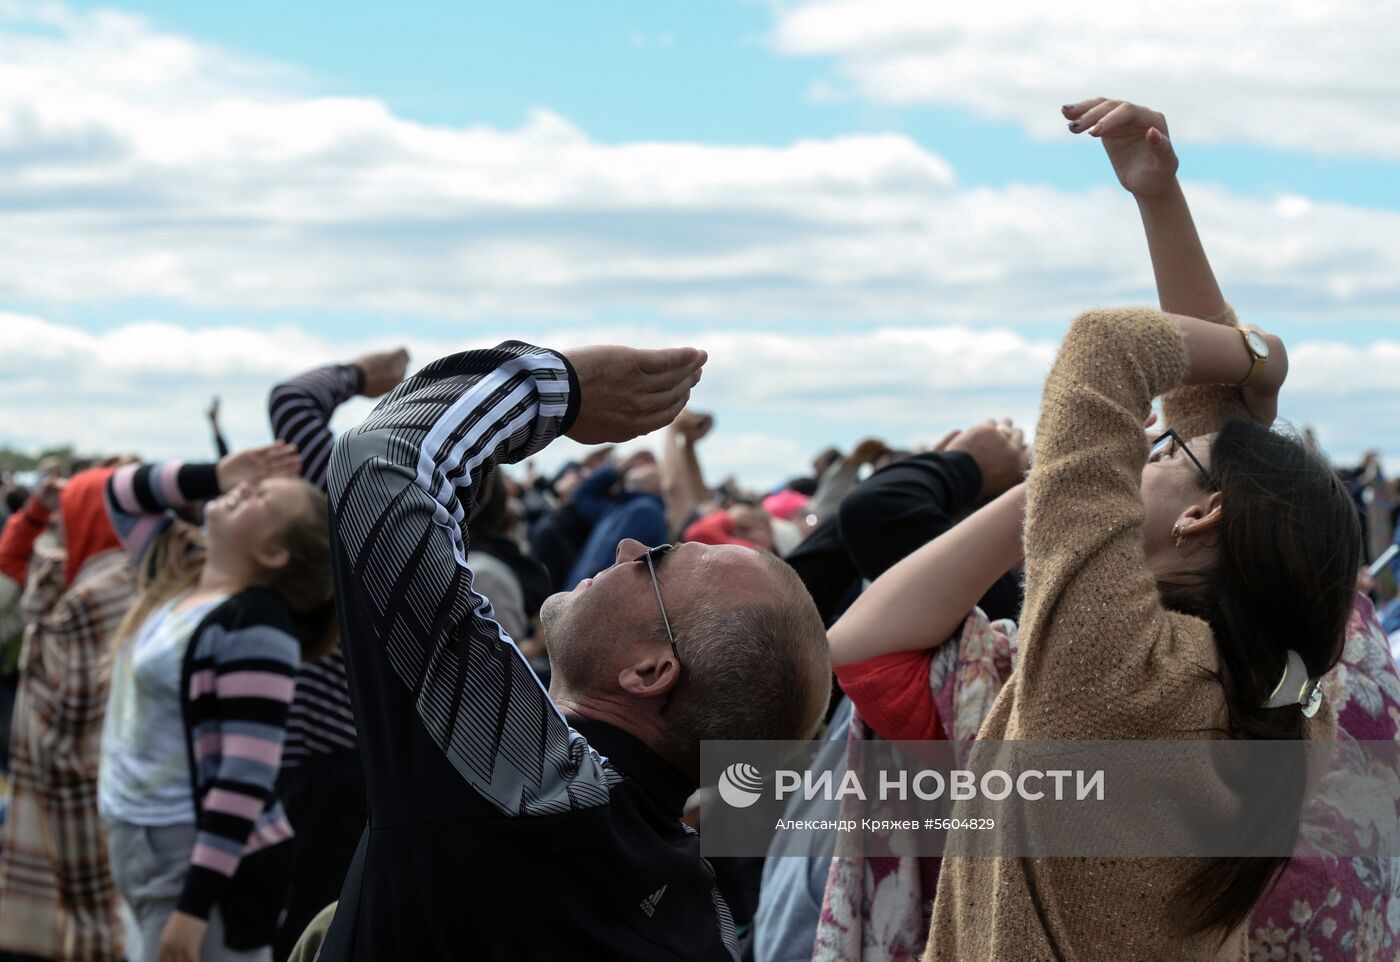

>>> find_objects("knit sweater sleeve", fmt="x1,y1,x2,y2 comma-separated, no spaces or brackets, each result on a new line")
177,609,299,921
1159,304,1251,439
104,461,222,565
1013,308,1213,739
268,363,365,492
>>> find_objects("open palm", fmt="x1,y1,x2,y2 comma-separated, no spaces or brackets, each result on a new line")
1064,99,1178,198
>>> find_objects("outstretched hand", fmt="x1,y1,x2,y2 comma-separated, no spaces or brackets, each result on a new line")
354,347,411,399
216,442,302,492
945,419,1030,499
36,475,66,512
1064,98,1178,199
564,346,706,445
205,396,220,423
672,409,714,444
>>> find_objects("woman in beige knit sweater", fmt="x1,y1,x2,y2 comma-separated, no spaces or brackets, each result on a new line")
870,99,1359,960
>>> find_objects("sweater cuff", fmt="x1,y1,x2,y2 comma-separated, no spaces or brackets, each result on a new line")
553,351,582,435
835,650,945,742
178,462,224,502
20,499,52,529
341,362,367,398
176,864,223,921
940,451,984,509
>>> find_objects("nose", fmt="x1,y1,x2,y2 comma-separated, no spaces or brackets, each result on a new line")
614,539,648,565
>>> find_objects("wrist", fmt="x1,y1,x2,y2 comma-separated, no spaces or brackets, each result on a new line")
348,363,368,396
1133,177,1184,207
23,498,54,526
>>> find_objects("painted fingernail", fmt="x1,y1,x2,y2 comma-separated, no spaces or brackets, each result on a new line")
1068,121,1080,130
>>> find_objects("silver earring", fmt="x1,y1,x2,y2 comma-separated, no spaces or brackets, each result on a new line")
1172,522,1186,548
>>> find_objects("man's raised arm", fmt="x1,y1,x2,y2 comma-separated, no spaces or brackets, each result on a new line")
326,340,703,814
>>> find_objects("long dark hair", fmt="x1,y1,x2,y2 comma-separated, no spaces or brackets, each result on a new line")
1158,418,1360,937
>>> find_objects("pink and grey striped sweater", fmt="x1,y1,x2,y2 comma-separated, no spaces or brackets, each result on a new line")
104,462,299,930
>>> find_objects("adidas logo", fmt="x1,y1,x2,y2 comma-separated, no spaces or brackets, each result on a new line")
640,884,668,918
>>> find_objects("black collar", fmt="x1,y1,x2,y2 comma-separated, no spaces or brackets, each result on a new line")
566,715,695,816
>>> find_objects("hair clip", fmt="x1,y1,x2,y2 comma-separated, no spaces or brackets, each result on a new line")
1262,649,1323,718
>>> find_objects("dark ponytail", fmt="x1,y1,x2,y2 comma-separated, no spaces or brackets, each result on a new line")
1158,419,1360,937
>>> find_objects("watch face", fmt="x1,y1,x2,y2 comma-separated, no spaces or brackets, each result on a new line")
1245,330,1270,360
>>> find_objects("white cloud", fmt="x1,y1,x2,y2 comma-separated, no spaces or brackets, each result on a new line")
2,311,1391,489
2,2,1400,324
770,0,1400,159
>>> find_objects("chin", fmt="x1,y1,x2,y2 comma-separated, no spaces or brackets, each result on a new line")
538,591,567,632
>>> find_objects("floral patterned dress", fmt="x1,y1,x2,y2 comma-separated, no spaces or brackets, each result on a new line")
1247,594,1400,962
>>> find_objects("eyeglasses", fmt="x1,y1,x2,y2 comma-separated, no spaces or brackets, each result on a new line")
637,544,681,714
1150,429,1216,491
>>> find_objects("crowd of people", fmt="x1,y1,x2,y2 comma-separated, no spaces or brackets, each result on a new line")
0,97,1395,962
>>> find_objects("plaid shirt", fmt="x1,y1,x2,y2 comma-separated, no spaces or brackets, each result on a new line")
0,548,136,962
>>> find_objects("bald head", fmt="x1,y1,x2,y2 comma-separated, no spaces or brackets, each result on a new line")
540,539,832,771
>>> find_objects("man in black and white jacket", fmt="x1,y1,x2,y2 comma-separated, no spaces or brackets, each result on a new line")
319,341,831,961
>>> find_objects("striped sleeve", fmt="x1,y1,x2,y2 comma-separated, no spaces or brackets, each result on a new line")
177,621,299,921
104,461,221,565
269,363,366,763
280,649,358,764
269,363,364,490
327,341,623,817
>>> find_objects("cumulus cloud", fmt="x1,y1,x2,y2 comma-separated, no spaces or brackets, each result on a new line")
770,0,1400,160
2,2,1400,323
3,311,1391,488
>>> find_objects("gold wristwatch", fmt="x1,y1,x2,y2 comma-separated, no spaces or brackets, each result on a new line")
1237,326,1270,388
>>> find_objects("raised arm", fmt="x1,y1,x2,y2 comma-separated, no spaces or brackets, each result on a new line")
661,410,713,538
829,484,1026,666
0,477,61,584
104,444,301,565
326,340,702,814
570,462,622,524
839,423,1027,583
806,438,890,523
268,348,407,490
206,396,230,458
1014,309,1283,736
1067,97,1249,437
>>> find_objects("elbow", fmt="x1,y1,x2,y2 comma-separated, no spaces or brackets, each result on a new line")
836,483,877,536
1066,308,1143,348
327,423,383,498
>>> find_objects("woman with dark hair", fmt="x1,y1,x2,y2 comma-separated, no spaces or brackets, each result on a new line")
828,98,1362,959
97,444,336,962
934,98,1359,958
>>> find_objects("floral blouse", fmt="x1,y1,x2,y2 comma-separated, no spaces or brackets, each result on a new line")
825,593,1400,962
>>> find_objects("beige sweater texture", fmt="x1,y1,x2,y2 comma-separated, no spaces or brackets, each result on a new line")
924,306,1335,962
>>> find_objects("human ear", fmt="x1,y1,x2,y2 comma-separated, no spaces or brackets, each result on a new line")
617,647,680,704
1178,491,1224,539
254,541,291,572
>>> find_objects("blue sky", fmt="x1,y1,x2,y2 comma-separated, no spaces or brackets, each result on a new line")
4,0,1399,483
42,0,1400,349
64,0,1400,213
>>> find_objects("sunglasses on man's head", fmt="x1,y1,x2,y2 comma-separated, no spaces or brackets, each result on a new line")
635,544,681,714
